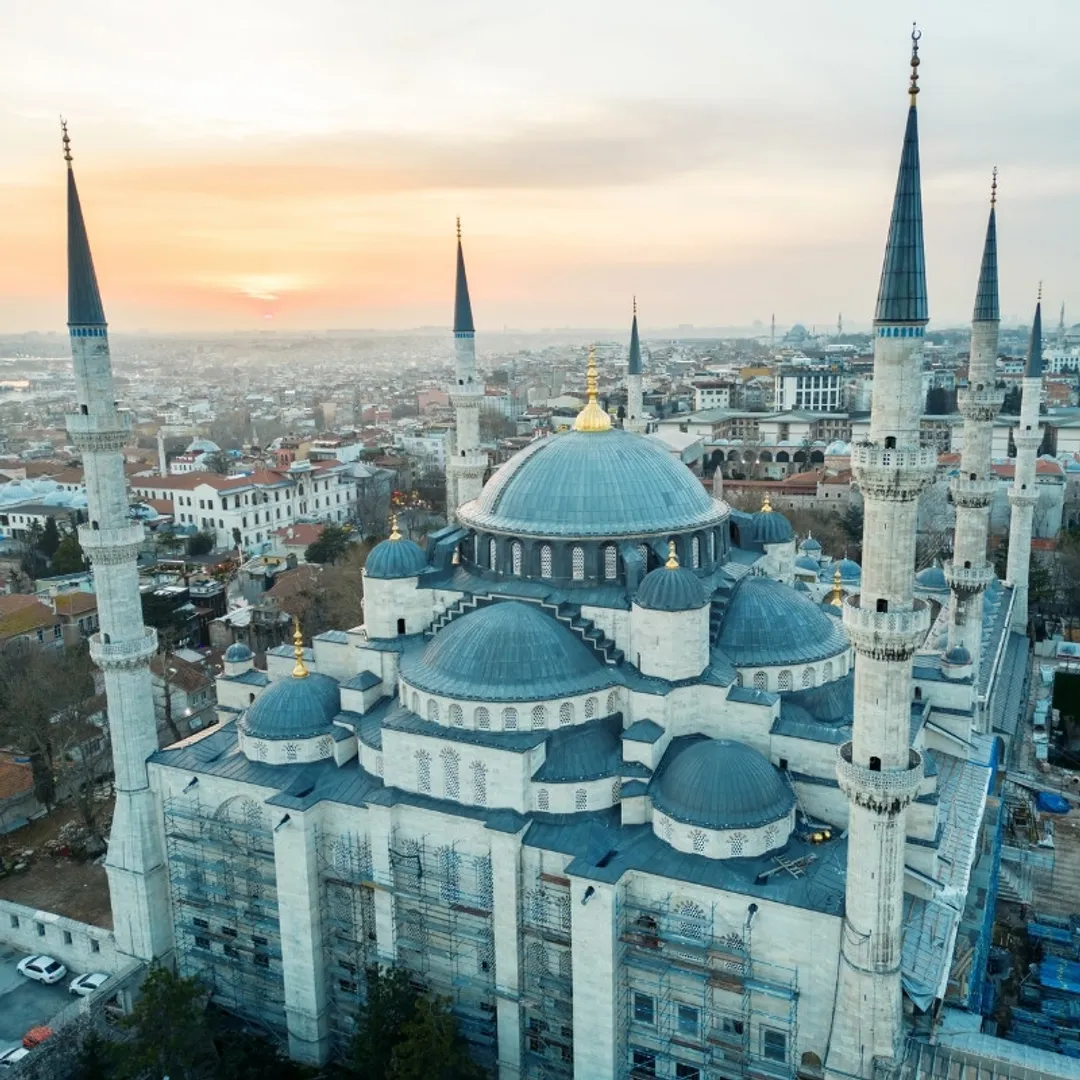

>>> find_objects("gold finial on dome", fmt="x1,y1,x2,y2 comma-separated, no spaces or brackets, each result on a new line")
829,567,844,608
665,540,680,570
761,492,773,513
389,514,401,541
292,616,309,678
908,23,921,106
573,346,612,432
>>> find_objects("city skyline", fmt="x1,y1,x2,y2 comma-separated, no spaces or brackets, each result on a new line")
1,0,1077,333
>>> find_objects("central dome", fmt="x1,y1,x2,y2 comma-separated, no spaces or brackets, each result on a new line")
401,600,613,702
458,429,726,538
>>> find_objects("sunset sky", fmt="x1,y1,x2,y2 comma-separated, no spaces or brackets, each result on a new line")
1,0,1077,333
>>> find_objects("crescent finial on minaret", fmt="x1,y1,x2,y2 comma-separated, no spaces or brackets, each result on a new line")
456,216,462,243
990,166,998,207
909,23,921,105
61,117,72,166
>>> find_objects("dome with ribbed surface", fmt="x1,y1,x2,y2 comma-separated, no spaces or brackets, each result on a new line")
716,575,849,666
365,535,427,579
242,671,340,740
915,564,947,590
799,535,822,555
795,555,820,574
651,736,795,829
401,600,613,702
635,565,707,612
834,558,861,582
752,509,793,545
458,428,725,538
224,642,253,662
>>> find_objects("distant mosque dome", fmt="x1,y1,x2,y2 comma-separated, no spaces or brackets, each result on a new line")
799,535,822,555
824,440,850,456
365,530,427,579
242,670,340,741
224,642,254,663
186,438,220,454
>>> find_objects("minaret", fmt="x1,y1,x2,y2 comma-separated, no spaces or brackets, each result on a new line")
625,297,645,434
444,218,487,519
826,30,934,1079
944,172,1002,701
62,125,172,960
1006,293,1044,631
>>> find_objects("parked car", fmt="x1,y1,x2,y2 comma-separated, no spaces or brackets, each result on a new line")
20,1028,51,1050
0,1047,30,1069
15,956,67,985
68,972,109,997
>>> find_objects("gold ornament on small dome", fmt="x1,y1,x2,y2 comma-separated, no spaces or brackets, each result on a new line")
573,346,612,432
665,540,680,570
292,616,309,678
389,514,401,541
829,568,844,608
761,492,773,513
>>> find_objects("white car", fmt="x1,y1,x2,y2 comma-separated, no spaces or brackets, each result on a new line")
16,955,67,985
0,1047,30,1068
68,972,109,997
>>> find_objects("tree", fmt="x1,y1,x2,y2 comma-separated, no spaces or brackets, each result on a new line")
40,516,62,559
52,532,87,574
74,1031,115,1080
390,994,486,1080
202,450,231,475
350,967,421,1079
187,531,215,556
304,523,355,565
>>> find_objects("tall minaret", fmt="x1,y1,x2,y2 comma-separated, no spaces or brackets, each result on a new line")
1006,293,1044,631
625,297,645,434
62,125,172,961
944,173,1002,695
826,30,934,1079
444,218,486,519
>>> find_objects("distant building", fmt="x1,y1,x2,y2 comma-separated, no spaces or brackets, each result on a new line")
774,364,845,411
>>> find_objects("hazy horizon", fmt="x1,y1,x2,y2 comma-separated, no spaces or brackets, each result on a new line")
2,0,1077,334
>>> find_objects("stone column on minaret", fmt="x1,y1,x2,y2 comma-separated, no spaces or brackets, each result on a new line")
826,32,933,1080
944,174,1003,705
1006,296,1045,631
61,126,172,962
445,219,487,520
625,298,646,434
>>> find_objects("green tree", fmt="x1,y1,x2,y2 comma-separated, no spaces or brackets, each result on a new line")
115,965,217,1080
52,532,87,574
841,501,864,555
211,1029,308,1080
304,523,355,565
390,994,486,1080
40,516,62,559
74,1031,116,1080
202,450,231,475
350,967,421,1078
186,531,215,556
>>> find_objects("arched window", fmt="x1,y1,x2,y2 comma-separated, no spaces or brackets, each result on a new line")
709,532,716,562
690,829,707,854
753,671,767,691
488,538,497,570
691,536,701,568
411,691,419,714
502,707,518,731
585,697,598,719
802,667,816,689
427,699,440,723
512,541,523,575
285,743,298,761
778,669,793,691
638,543,650,570
823,661,833,682
416,750,432,793
730,832,746,856
612,778,622,803
606,690,618,715
471,761,487,805
540,544,552,578
575,789,587,811
675,899,706,939
441,748,460,799
531,704,546,729
528,941,548,976
559,702,574,726
475,706,490,730
449,704,464,728
604,545,618,580
572,546,585,581
537,788,550,811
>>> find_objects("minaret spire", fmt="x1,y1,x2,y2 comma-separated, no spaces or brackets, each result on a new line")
973,169,999,323
453,216,475,336
625,297,646,433
64,121,107,328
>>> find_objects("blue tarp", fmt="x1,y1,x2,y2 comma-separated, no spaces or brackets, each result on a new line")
1037,792,1072,814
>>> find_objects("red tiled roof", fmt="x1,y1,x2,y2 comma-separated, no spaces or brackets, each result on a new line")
53,592,97,617
0,595,57,640
272,523,326,547
0,756,32,802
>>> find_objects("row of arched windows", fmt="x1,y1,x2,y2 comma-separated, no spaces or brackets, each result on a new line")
405,688,621,731
744,658,844,693
415,750,486,805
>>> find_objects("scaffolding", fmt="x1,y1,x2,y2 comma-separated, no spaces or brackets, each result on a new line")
379,830,498,1072
163,795,287,1034
520,871,575,1079
616,892,799,1080
318,828,378,1053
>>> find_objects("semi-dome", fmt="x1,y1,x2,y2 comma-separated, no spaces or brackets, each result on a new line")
635,554,707,612
366,532,427,579
651,736,795,830
224,642,253,662
242,670,340,741
401,600,612,702
915,564,948,590
716,575,849,667
458,428,726,538
751,506,793,545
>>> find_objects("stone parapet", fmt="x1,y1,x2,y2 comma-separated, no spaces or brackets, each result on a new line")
79,523,146,565
943,559,995,596
836,743,923,815
1007,488,1039,508
851,442,937,501
65,410,133,453
842,595,930,660
449,391,484,409
1013,432,1042,451
949,476,997,508
957,385,1004,421
89,626,157,669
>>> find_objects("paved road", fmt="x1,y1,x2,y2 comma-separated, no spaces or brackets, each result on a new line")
0,946,75,1054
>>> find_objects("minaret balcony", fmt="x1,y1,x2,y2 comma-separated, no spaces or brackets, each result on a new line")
836,743,923,815
78,523,146,565
89,626,157,669
842,595,930,660
948,476,997,508
449,388,484,408
957,386,1004,421
942,559,995,596
850,442,937,501
1013,431,1042,451
65,409,132,452
1007,487,1039,509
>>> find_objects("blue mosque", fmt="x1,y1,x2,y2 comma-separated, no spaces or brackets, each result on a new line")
61,27,1038,1080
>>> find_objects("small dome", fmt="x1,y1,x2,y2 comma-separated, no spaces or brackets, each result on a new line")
716,575,849,667
825,440,850,456
366,535,427,579
799,535,822,554
915,564,948,590
402,600,611,702
243,671,340,740
944,645,972,666
795,555,820,574
635,564,707,612
752,508,793,545
224,642,253,662
835,558,861,582
652,736,795,830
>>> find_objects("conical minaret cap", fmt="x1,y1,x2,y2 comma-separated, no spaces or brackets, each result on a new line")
973,169,1000,323
63,121,106,327
1025,294,1044,379
628,297,642,375
453,217,475,335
